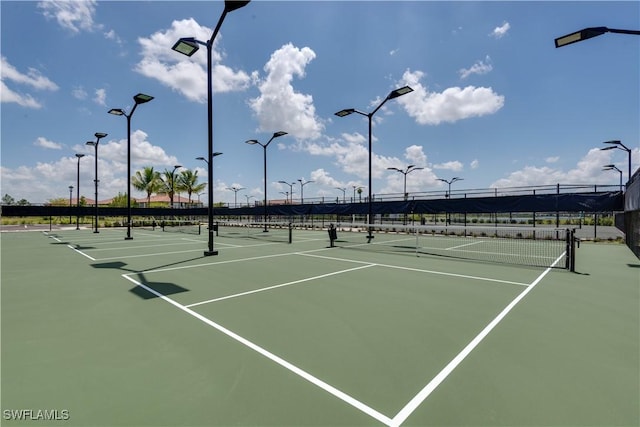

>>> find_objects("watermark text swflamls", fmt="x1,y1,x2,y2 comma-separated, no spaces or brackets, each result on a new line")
3,409,70,421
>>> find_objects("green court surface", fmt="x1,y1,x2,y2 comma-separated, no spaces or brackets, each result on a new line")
1,227,638,426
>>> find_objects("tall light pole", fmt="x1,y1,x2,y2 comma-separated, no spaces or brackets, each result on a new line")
335,85,413,241
172,0,250,256
387,164,424,200
603,164,623,191
109,93,154,240
298,179,314,204
437,177,463,198
438,177,463,225
245,194,254,206
278,181,295,204
555,26,640,48
75,154,85,230
196,152,222,249
246,131,288,231
86,132,108,233
68,185,73,224
388,164,423,225
600,140,632,185
226,186,245,207
335,187,346,203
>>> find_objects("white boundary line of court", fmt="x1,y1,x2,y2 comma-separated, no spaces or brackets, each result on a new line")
120,252,563,426
389,252,565,426
185,264,376,307
121,273,394,426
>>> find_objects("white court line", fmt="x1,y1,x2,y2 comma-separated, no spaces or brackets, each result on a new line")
122,273,394,426
389,252,565,427
298,253,529,287
185,264,376,308
85,241,202,252
96,248,205,261
446,240,484,250
66,244,96,261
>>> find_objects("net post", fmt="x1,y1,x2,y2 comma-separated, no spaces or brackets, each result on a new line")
569,228,577,272
288,222,292,244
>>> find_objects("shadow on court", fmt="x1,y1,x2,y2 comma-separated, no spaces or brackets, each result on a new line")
90,258,201,300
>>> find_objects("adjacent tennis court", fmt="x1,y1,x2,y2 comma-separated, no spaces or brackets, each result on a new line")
1,225,638,426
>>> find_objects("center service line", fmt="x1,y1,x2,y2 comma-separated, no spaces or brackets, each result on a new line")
121,273,394,426
389,252,565,427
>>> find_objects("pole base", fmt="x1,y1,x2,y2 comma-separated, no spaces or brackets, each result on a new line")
94,230,100,234
204,250,219,256
125,237,133,240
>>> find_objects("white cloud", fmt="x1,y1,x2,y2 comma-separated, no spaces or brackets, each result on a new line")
470,159,479,169
434,161,464,171
72,86,87,100
459,56,493,79
545,156,559,163
1,131,186,203
249,43,324,140
0,81,42,108
94,88,107,106
0,57,58,108
397,69,504,125
389,48,399,56
490,22,511,39
490,147,640,188
135,18,253,102
104,29,123,45
34,137,63,150
38,0,100,33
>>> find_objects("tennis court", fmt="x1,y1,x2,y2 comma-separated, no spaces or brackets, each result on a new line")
1,225,638,426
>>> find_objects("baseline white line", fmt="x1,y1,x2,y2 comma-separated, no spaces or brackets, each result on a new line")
185,264,376,308
66,244,96,261
121,274,393,426
390,252,565,427
298,253,529,287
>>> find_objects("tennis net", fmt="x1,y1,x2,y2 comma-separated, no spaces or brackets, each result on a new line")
328,223,571,269
133,218,202,235
215,221,292,243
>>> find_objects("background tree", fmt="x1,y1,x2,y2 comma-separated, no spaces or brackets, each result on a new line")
47,197,68,206
2,194,15,205
109,192,135,208
132,166,161,206
158,169,181,208
177,169,206,204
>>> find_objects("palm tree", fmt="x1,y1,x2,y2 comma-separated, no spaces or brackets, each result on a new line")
158,168,182,208
177,169,206,205
132,167,161,206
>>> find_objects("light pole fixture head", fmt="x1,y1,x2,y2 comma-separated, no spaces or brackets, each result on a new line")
134,93,154,104
603,164,616,169
335,108,355,117
212,152,223,157
172,38,200,57
245,139,260,145
196,156,206,161
273,131,288,138
224,0,251,12
75,153,85,159
554,27,609,48
108,108,125,116
95,132,108,139
86,141,96,147
387,85,414,100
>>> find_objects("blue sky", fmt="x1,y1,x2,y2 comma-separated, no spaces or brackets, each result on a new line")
1,0,639,205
